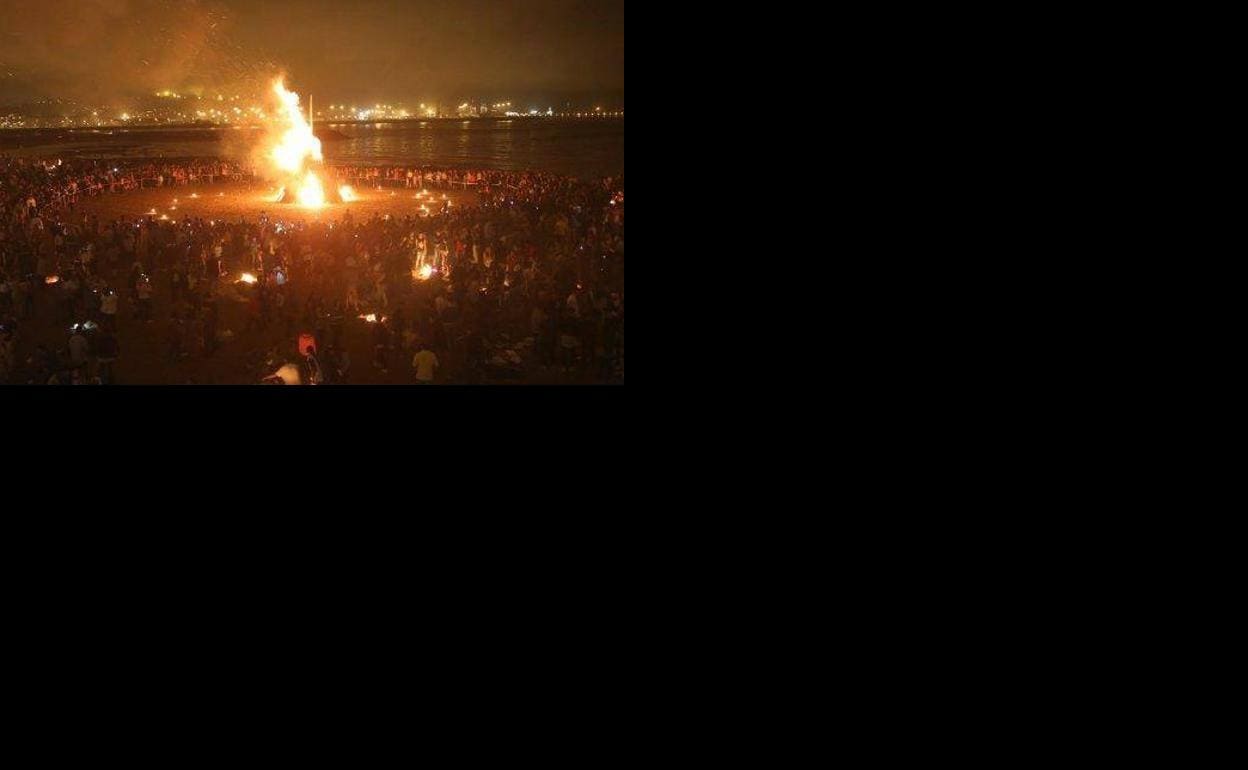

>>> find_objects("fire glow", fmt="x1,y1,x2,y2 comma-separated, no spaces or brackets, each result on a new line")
298,173,326,208
238,273,258,285
263,79,327,208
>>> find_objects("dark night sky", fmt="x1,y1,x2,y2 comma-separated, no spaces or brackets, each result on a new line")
0,0,624,106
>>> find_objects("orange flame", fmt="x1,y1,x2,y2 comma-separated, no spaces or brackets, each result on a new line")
299,173,326,208
263,78,326,208
270,79,322,174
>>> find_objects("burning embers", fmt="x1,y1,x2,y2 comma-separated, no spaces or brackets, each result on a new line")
273,179,356,206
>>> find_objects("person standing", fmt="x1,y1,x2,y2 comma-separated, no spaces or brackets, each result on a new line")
257,283,272,329
56,276,76,322
412,346,439,384
373,272,388,310
320,345,339,385
136,275,153,321
96,330,119,384
100,288,118,331
137,226,150,272
68,326,89,374
322,345,349,385
373,319,391,374
301,346,324,386
170,266,184,305
128,259,144,301
282,290,295,339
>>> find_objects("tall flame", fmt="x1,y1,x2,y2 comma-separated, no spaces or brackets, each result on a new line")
271,79,322,173
266,79,325,208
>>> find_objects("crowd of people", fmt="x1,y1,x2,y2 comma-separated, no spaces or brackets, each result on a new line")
0,155,624,385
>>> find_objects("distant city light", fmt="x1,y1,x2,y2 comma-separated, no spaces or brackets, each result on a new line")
0,93,621,129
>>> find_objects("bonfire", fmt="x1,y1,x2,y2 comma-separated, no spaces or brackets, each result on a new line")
264,79,360,208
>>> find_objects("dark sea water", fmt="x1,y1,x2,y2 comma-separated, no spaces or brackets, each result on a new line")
0,118,624,179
